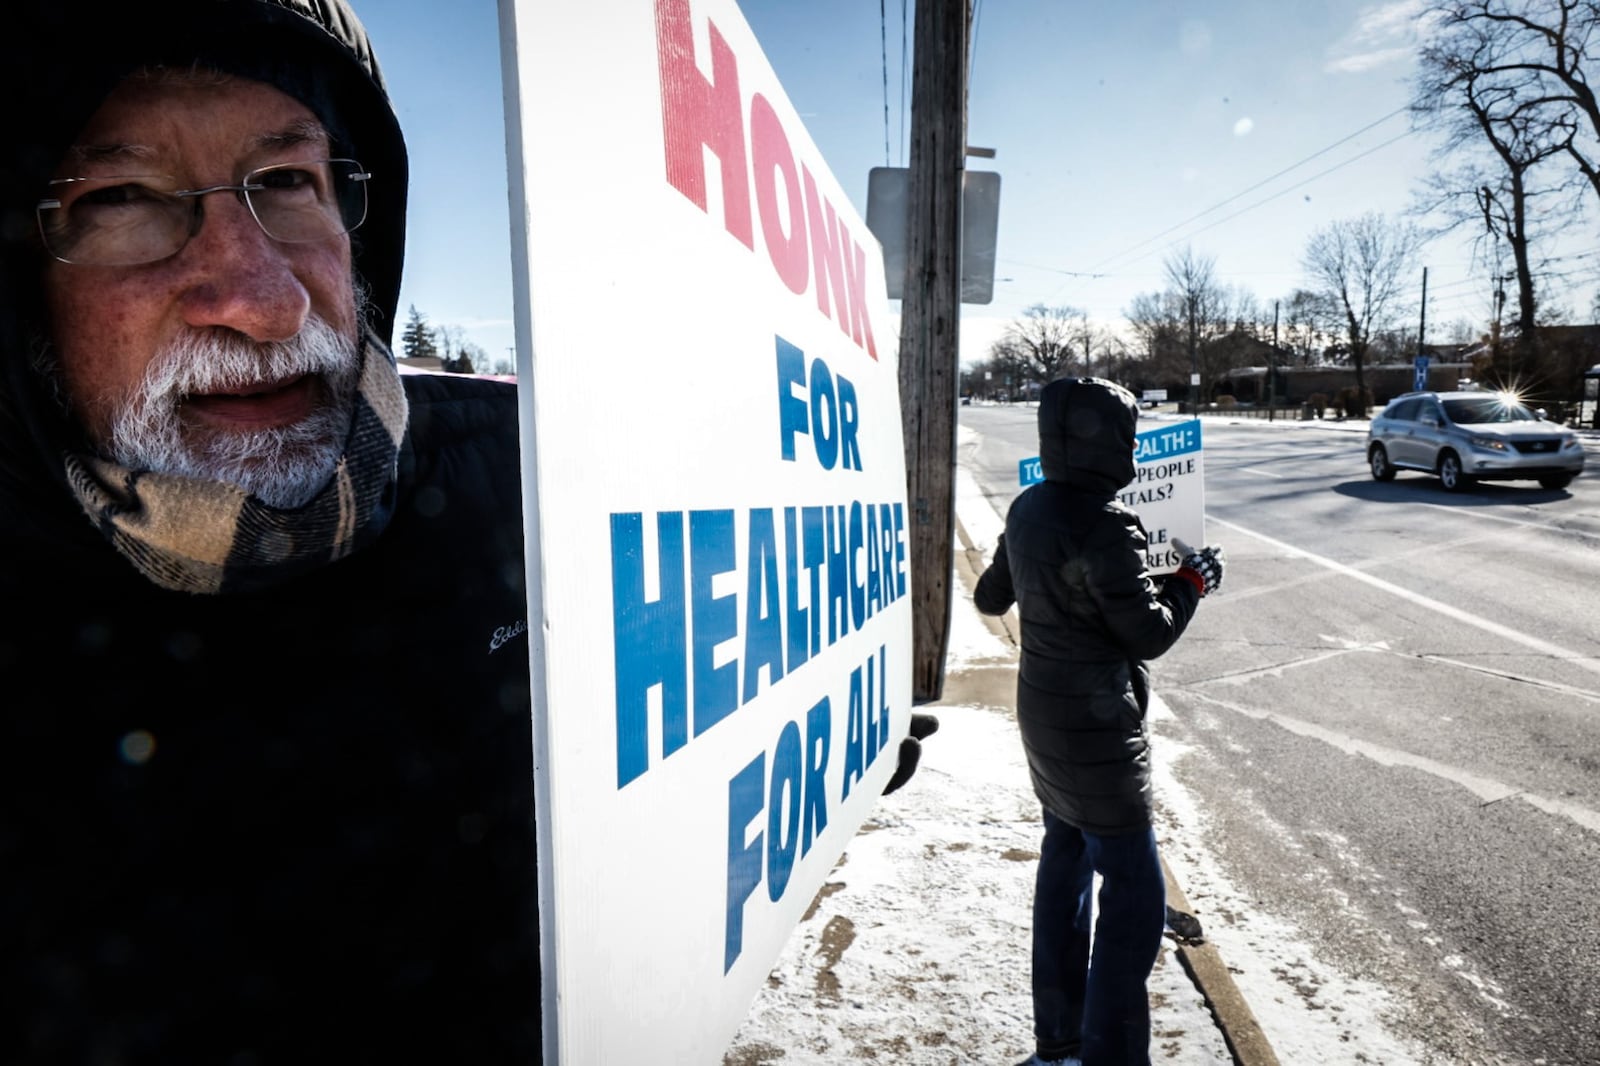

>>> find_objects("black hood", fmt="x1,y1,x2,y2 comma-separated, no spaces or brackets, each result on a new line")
1,0,409,537
1037,377,1138,496
1,0,408,347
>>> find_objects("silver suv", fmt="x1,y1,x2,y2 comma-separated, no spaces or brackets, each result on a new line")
1367,390,1586,491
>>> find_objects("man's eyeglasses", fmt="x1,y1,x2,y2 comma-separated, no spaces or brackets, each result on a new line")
36,158,371,267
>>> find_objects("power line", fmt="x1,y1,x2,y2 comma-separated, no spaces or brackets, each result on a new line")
1086,106,1412,274
1176,130,1414,241
899,0,909,167
1000,257,1109,278
1541,247,1600,264
1427,276,1493,293
968,0,983,95
1043,126,1416,309
879,0,891,166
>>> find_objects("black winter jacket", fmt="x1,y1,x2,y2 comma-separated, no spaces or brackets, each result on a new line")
0,2,539,1062
0,375,539,1065
975,378,1200,835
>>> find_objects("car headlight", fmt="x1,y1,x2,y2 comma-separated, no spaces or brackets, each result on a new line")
1467,435,1509,452
1563,436,1583,453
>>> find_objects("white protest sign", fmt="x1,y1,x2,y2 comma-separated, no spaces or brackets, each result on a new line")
1019,417,1206,572
499,0,913,1061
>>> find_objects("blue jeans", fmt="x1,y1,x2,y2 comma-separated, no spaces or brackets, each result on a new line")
1030,808,1166,1066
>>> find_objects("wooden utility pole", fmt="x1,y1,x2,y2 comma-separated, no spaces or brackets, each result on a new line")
897,0,968,703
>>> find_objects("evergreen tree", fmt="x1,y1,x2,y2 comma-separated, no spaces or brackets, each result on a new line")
400,305,439,362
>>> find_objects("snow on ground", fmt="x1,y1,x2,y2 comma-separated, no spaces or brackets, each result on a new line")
723,700,1237,1066
1148,722,1430,1065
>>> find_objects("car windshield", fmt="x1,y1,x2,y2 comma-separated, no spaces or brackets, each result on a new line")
1441,396,1538,425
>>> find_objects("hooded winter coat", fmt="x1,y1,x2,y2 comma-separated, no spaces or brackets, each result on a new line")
974,378,1200,835
1,3,539,1062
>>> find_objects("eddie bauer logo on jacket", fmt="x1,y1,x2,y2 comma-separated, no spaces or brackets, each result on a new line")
489,619,528,653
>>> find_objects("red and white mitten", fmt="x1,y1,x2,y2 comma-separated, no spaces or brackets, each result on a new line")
1173,538,1225,596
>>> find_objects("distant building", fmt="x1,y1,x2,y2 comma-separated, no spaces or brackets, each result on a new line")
1218,361,1474,407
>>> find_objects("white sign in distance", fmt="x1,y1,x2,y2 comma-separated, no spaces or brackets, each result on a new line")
1018,417,1206,572
501,0,913,1062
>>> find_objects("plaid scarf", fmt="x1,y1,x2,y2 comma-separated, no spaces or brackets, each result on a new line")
61,339,408,595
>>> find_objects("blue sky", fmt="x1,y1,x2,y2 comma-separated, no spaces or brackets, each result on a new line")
359,0,1595,369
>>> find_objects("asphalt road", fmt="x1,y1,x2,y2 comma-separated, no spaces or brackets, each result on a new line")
960,403,1600,1066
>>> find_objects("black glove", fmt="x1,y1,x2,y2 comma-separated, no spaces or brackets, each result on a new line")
1173,537,1225,596
882,712,940,795
1165,905,1205,944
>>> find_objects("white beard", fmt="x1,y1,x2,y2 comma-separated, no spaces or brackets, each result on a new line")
107,315,363,510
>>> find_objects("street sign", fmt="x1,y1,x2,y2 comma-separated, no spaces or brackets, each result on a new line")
866,166,1001,304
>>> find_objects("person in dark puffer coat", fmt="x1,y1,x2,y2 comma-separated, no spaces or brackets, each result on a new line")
974,377,1224,1066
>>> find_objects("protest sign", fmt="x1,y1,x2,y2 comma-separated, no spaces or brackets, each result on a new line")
1019,417,1205,571
502,0,913,1060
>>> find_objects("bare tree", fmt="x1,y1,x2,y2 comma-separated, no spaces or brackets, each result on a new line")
964,346,1033,400
1122,290,1189,386
1278,288,1343,364
1217,287,1266,341
1122,250,1253,400
1164,246,1220,397
1415,12,1581,357
1422,0,1600,203
1123,291,1183,356
1079,319,1133,381
1302,213,1423,404
988,304,1083,385
1444,315,1488,343
1100,334,1138,383
1414,0,1600,387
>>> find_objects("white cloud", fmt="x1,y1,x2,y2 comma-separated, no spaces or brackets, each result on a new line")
1352,0,1429,41
1324,0,1426,73
1326,45,1415,73
1234,116,1255,137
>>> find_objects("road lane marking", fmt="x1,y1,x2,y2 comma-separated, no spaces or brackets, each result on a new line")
1204,642,1600,707
1405,500,1600,544
1418,653,1600,705
1173,689,1600,836
1210,516,1600,679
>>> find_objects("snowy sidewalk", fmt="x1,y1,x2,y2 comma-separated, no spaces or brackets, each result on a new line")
723,449,1252,1066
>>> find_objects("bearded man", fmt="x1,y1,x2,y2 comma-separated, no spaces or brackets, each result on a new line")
0,3,539,1061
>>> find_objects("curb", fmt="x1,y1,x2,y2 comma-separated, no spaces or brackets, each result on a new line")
1161,868,1281,1066
949,514,1280,1066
